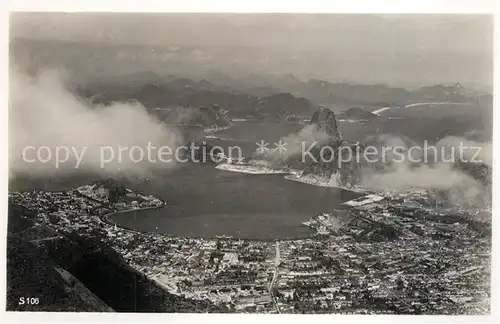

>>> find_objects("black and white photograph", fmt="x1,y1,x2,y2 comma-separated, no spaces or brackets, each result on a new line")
4,8,495,317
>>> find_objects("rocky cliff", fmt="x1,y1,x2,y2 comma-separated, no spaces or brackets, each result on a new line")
292,106,363,187
309,106,342,140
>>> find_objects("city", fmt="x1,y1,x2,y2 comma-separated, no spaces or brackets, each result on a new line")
8,178,491,314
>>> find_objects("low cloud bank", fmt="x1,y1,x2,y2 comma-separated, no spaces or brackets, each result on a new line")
9,68,182,179
360,134,491,207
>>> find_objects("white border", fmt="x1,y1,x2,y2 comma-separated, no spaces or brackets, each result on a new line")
5,0,498,14
1,1,498,324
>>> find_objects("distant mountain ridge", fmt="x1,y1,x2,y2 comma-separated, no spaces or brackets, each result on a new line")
236,76,490,110
75,72,493,140
79,70,490,114
79,77,316,122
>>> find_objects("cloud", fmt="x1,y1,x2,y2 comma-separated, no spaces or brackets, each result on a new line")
9,67,183,179
254,124,330,164
359,135,492,207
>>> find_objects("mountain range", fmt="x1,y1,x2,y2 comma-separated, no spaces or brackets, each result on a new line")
74,71,491,126
80,69,491,107
78,77,316,123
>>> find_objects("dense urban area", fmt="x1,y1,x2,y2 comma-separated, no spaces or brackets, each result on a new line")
8,177,491,314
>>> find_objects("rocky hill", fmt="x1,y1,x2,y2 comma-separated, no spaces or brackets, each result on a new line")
280,106,363,187
338,107,378,121
309,106,342,140
175,104,232,129
453,160,492,188
427,161,492,209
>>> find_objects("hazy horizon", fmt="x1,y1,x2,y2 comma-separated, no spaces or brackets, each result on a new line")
10,13,493,88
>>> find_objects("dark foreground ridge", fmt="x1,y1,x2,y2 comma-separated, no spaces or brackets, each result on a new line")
6,198,228,312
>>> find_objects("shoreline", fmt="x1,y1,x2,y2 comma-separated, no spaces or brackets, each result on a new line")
45,165,371,241
215,163,291,175
284,174,366,194
101,203,316,242
214,162,366,195
101,203,166,229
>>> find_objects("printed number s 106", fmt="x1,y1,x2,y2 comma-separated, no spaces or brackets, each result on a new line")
18,297,39,305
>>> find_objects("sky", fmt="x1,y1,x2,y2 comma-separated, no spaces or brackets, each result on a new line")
9,13,493,87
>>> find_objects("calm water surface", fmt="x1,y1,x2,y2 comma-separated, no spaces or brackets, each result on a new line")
108,164,361,239
12,122,362,239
